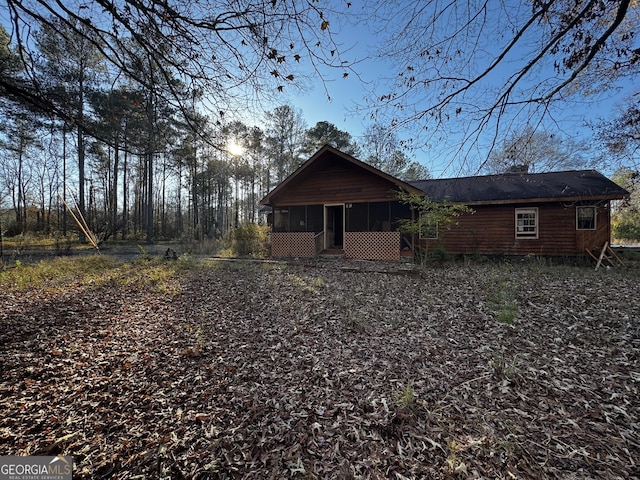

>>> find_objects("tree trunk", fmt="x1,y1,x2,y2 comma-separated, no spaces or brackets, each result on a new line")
62,125,67,236
77,85,86,243
191,158,199,240
112,141,120,235
122,142,128,239
146,151,153,244
16,144,24,234
176,158,183,236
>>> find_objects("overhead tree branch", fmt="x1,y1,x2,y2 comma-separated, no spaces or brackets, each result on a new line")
364,0,638,173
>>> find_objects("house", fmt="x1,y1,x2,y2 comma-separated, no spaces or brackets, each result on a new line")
410,170,629,256
260,145,629,260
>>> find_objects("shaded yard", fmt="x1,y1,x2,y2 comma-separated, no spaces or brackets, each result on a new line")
0,258,638,479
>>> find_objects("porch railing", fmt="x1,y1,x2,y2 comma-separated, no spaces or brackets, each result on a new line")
271,230,410,260
344,231,402,260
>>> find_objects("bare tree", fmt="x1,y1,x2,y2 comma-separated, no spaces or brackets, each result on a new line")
360,124,430,180
483,127,591,174
0,112,41,234
365,0,639,171
595,94,640,168
2,0,353,132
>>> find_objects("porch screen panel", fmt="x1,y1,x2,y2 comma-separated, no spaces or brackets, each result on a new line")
346,203,368,232
273,205,323,232
390,201,411,230
290,206,306,231
369,202,390,231
307,205,323,232
391,200,412,250
273,207,289,232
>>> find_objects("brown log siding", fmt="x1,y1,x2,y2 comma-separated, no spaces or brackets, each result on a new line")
427,202,611,256
268,156,401,206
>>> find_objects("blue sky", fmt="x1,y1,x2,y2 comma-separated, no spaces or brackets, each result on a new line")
278,1,638,178
2,0,635,178
278,9,385,143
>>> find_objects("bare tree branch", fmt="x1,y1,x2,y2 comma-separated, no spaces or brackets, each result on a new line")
365,0,638,173
2,0,354,131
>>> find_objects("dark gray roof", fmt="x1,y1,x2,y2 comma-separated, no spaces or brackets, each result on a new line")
408,170,629,204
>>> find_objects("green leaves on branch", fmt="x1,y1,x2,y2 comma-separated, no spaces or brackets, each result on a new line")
395,189,473,238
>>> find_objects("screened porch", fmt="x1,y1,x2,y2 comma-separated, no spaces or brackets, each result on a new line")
269,201,413,260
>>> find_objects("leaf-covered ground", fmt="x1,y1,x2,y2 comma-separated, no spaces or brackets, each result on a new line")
1,257,638,479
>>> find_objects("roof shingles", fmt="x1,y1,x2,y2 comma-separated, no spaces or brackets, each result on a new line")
409,170,628,204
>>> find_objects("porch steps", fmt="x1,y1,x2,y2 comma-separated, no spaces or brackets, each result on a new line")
318,249,345,259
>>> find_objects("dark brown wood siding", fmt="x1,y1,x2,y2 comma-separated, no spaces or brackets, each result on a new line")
268,155,401,206
425,202,611,255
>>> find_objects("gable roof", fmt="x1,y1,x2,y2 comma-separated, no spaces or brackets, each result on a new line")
409,170,629,205
262,145,628,207
260,144,423,205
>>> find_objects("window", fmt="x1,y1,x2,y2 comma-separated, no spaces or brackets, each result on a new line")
515,208,538,238
577,206,596,230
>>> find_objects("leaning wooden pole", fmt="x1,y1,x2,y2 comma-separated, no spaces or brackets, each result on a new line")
595,241,609,270
58,193,100,254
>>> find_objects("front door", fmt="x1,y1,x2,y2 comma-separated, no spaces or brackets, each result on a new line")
325,204,344,249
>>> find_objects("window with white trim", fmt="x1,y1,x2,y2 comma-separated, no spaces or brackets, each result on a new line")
515,208,538,238
576,206,596,230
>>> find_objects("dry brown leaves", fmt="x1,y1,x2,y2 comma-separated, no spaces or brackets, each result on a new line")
0,259,638,479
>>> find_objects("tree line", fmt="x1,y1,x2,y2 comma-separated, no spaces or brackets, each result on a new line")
1,1,638,242
0,22,428,242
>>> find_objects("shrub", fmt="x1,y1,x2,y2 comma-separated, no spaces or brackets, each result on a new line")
613,222,640,243
231,224,269,257
413,243,452,265
431,244,452,262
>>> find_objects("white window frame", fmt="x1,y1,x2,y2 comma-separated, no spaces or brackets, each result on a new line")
515,208,538,239
576,206,596,230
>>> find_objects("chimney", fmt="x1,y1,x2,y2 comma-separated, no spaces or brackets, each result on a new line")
506,164,529,174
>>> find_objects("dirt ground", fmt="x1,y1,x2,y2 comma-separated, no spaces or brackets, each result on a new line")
0,258,638,479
